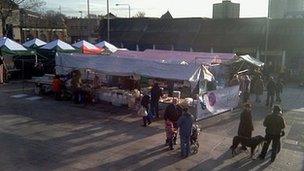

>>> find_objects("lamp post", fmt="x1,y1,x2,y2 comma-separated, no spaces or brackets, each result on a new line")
79,11,83,18
107,0,110,42
116,3,131,18
87,0,90,18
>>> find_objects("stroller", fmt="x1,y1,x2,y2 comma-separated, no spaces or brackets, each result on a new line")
190,124,201,154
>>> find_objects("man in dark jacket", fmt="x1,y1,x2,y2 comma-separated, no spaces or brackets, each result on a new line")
266,77,276,107
150,83,163,118
177,101,193,158
259,105,286,162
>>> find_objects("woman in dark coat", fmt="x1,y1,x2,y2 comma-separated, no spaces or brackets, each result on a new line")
238,103,254,149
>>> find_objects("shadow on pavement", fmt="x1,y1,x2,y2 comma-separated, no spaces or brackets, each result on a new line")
190,149,272,171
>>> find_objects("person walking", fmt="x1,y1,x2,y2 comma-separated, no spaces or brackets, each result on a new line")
177,101,193,158
266,77,276,107
140,94,151,127
275,78,284,102
237,103,254,150
254,76,264,103
150,83,163,118
240,75,251,103
259,105,286,162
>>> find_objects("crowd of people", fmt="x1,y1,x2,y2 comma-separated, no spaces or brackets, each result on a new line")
233,69,286,162
229,69,284,108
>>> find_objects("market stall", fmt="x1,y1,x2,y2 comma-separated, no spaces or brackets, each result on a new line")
0,37,36,80
37,39,77,74
95,41,118,54
55,53,240,120
72,40,103,55
23,38,47,49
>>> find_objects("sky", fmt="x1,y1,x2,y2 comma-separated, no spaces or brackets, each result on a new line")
43,0,268,18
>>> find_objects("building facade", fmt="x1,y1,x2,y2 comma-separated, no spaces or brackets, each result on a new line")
99,17,304,76
66,18,100,44
269,0,304,18
213,0,240,19
20,10,68,43
0,0,68,43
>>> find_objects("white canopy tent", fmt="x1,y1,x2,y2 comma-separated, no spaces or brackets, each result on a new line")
72,40,97,49
56,53,206,88
0,37,27,51
40,39,75,51
95,41,118,53
23,38,47,48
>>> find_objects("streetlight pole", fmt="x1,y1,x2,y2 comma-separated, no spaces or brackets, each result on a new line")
116,4,131,18
87,0,90,18
265,0,271,64
107,0,110,42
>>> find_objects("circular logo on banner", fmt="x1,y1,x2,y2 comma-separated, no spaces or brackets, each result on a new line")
208,92,216,106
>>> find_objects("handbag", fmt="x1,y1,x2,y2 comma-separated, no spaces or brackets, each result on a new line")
137,106,148,116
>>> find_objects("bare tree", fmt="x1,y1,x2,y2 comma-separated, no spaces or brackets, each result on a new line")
133,11,146,18
0,0,45,36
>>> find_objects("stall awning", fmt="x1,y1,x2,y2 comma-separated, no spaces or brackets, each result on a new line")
23,38,47,48
240,55,264,67
72,40,103,54
0,37,33,56
56,53,206,88
40,39,75,51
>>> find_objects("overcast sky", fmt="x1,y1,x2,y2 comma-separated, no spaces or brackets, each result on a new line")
44,0,268,18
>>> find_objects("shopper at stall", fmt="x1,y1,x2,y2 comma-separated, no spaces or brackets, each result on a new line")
52,75,62,100
141,94,151,127
177,101,193,159
275,78,284,102
150,83,163,118
266,77,276,107
253,76,264,103
259,105,286,162
93,74,101,89
71,70,83,104
237,103,254,150
240,75,251,103
229,74,240,86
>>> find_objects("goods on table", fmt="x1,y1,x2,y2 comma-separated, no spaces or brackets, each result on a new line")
96,87,138,108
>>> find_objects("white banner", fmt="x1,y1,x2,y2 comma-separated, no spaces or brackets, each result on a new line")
196,85,240,120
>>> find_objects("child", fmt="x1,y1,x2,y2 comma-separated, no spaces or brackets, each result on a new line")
165,119,175,150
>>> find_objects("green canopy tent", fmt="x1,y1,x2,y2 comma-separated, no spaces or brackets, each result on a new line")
37,39,77,73
23,38,47,50
0,37,36,79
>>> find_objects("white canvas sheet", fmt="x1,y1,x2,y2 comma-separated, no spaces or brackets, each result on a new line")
56,53,203,87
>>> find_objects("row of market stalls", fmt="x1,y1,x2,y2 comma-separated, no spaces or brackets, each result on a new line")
0,37,118,79
54,49,264,120
0,36,265,120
